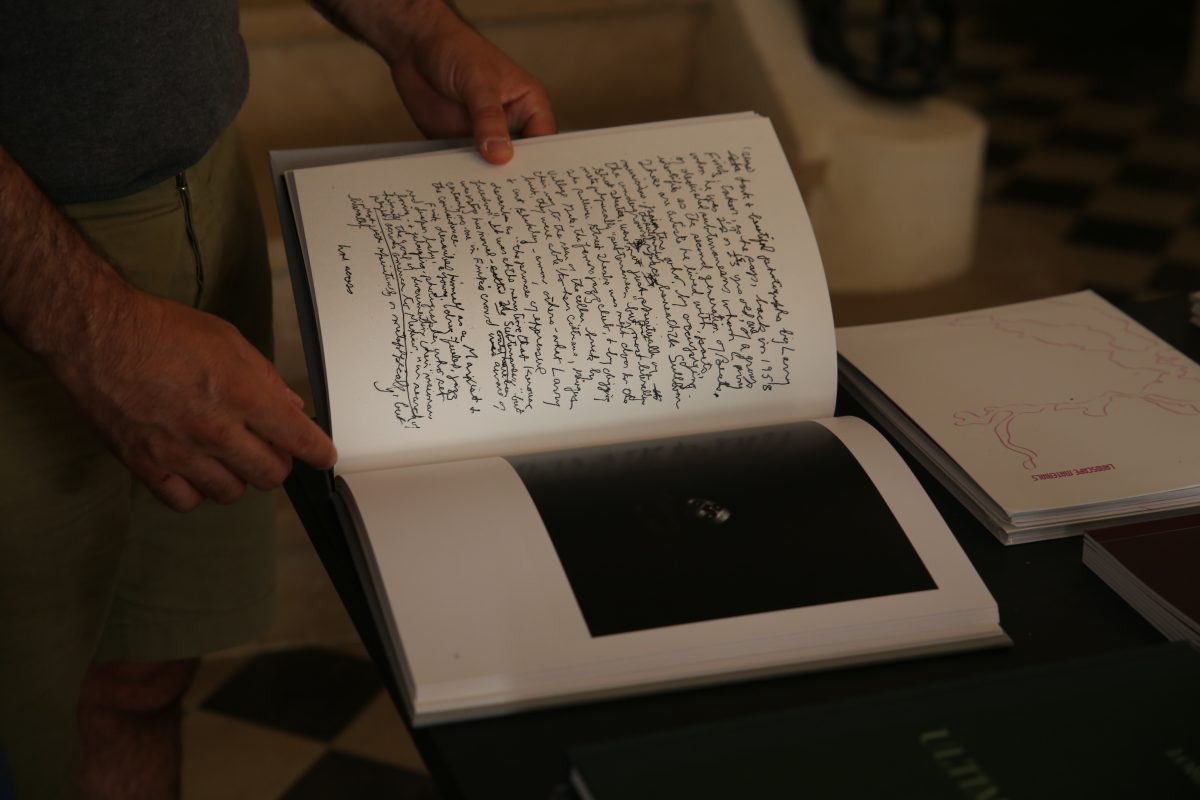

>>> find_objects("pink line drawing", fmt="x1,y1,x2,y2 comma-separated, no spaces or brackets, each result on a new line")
948,299,1200,470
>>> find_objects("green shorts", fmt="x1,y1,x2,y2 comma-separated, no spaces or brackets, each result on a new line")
0,127,277,798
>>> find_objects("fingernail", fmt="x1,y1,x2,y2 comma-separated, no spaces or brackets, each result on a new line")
483,136,512,161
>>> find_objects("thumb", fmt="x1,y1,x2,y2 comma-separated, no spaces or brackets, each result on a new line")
466,86,513,164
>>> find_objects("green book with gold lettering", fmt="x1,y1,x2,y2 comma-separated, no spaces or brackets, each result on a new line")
569,643,1200,798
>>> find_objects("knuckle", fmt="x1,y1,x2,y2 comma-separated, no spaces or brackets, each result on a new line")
156,477,202,513
139,432,177,467
173,494,204,513
192,415,235,445
285,422,317,456
265,458,292,488
248,463,286,492
179,460,243,506
213,481,245,506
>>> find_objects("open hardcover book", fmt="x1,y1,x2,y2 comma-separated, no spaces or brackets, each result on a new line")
837,292,1200,544
273,113,1005,725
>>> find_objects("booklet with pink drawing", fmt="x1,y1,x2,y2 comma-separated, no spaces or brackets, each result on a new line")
837,291,1200,544
276,113,1005,724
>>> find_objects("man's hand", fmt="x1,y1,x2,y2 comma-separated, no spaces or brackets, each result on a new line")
314,0,556,163
0,145,336,512
51,286,337,512
387,7,556,163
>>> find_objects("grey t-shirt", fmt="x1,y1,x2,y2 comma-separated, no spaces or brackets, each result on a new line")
0,1,249,204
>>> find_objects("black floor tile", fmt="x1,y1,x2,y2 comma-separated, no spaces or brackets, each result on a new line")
1152,101,1200,136
983,93,1066,119
1022,48,1093,73
202,648,382,741
951,63,1006,86
996,177,1093,208
1113,163,1200,193
1043,126,1132,154
985,141,1025,169
1086,78,1173,105
283,752,439,800
1149,261,1200,292
1067,216,1174,254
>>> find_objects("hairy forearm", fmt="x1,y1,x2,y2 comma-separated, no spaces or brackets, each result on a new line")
0,145,336,509
0,145,133,366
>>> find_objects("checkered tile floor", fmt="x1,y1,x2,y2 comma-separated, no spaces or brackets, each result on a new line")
181,15,1199,800
182,647,437,799
946,20,1200,303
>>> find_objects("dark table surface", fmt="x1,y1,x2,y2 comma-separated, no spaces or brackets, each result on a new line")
285,293,1200,799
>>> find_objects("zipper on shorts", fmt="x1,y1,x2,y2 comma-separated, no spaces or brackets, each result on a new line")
176,171,205,307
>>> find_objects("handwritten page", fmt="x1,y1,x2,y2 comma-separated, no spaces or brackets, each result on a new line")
837,291,1200,515
289,115,836,473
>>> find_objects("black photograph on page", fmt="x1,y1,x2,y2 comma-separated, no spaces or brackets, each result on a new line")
508,420,936,637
